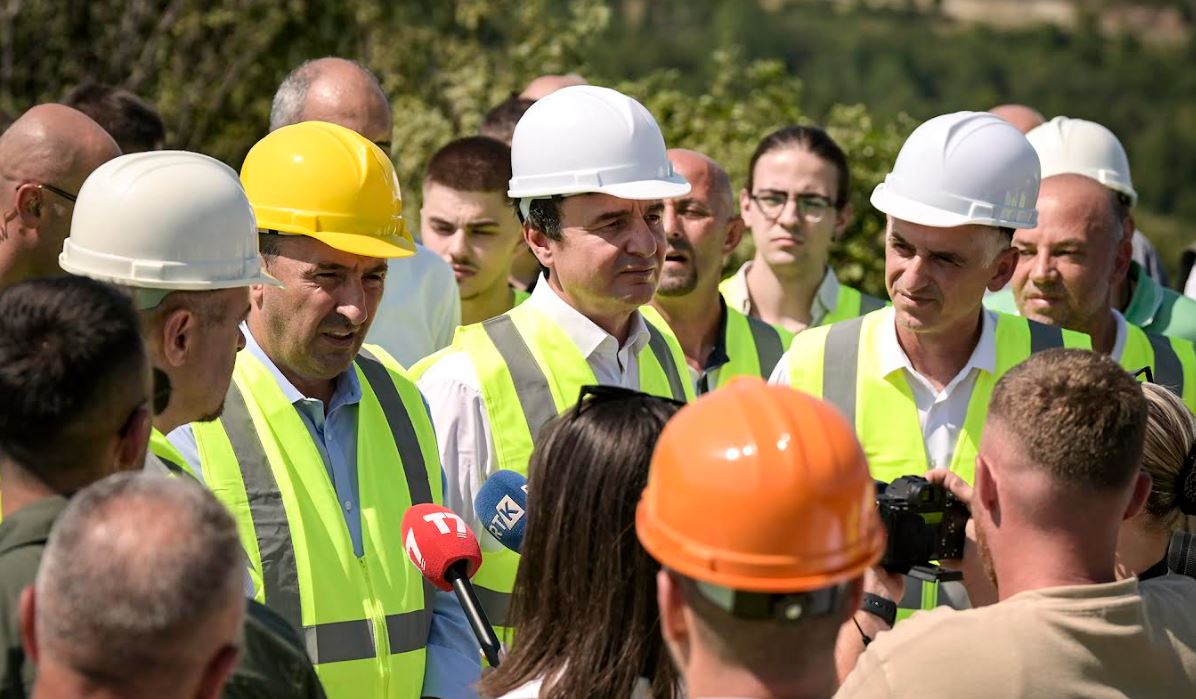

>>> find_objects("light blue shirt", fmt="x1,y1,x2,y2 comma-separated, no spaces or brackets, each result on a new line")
169,325,481,699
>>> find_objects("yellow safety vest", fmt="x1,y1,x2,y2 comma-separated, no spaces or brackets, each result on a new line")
786,309,1090,484
145,428,195,477
785,310,1090,616
640,303,788,394
719,274,886,347
1120,323,1196,413
190,346,440,699
411,302,693,640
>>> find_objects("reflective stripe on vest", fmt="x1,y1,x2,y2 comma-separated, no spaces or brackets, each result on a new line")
1120,324,1196,413
793,310,1090,484
193,350,438,697
436,303,693,634
743,314,785,381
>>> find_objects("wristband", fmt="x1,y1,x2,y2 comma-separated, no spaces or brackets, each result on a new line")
860,593,897,628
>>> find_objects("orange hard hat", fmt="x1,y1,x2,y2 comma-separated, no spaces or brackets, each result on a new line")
636,377,885,593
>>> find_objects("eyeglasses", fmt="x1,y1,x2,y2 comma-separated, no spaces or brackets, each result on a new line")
38,183,78,203
750,191,833,224
570,384,685,420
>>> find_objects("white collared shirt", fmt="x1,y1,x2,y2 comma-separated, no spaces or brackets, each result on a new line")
417,277,651,544
723,261,841,326
366,243,461,367
876,307,998,470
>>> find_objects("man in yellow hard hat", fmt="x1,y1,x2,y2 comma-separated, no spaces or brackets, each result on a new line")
412,85,694,641
636,377,886,699
168,121,479,699
269,57,461,367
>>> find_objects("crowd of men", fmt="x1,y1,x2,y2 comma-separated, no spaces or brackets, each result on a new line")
0,54,1194,699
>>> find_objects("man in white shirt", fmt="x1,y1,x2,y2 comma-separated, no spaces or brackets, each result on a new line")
268,56,460,366
412,85,693,635
771,112,1089,618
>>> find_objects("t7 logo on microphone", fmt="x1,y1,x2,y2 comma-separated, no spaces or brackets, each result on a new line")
424,511,468,537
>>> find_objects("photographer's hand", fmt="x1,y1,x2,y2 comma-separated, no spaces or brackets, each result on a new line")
923,470,997,607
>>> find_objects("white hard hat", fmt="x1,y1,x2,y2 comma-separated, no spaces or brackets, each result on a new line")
1026,116,1136,206
61,151,279,307
871,111,1040,229
508,85,690,211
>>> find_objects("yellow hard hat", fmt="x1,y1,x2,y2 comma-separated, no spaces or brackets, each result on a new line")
240,121,415,259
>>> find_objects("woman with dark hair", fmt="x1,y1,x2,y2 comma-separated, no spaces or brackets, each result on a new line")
1116,382,1196,579
478,386,683,699
720,125,884,342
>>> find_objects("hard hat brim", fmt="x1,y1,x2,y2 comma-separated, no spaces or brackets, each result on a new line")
508,175,692,201
301,230,417,259
871,183,1038,230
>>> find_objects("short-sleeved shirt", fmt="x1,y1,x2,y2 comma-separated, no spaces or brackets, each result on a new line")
835,576,1196,699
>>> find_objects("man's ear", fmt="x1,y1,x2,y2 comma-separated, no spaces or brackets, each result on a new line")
833,202,854,240
657,570,689,646
525,224,555,268
722,216,745,257
738,189,754,232
160,308,196,369
988,245,1018,292
1124,470,1153,522
1111,225,1134,288
14,184,45,228
19,586,38,664
975,455,1001,526
118,404,152,473
195,644,242,699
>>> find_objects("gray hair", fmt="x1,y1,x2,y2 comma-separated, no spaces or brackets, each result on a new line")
35,472,244,682
269,57,385,132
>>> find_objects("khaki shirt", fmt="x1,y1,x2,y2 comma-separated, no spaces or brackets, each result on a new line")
836,577,1196,699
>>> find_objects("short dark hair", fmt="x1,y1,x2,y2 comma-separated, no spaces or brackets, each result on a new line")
745,125,851,209
513,196,564,241
61,83,165,153
479,94,535,145
0,277,145,474
989,348,1147,491
479,390,683,699
423,136,512,194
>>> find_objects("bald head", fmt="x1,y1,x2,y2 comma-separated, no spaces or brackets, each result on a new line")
989,104,1046,134
270,57,392,146
0,104,119,194
520,73,588,101
0,104,120,286
668,148,733,218
1037,173,1124,247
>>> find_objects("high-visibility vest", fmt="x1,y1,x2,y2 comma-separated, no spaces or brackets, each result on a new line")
785,309,1090,484
785,310,1090,615
145,428,194,477
640,304,788,393
189,347,440,699
411,302,693,639
1120,323,1196,412
719,274,886,345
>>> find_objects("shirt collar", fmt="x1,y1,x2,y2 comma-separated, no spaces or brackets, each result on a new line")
877,306,998,380
526,275,652,358
242,323,362,411
1110,309,1129,361
724,261,753,315
810,267,841,326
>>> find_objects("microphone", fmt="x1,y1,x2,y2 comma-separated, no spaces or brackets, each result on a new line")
474,470,529,553
401,503,502,667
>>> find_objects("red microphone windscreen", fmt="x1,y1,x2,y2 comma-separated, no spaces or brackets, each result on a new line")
401,503,482,591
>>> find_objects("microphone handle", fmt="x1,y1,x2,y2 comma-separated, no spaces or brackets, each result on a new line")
444,560,503,667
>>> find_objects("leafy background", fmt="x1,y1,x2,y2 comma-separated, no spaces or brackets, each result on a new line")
4,0,1193,294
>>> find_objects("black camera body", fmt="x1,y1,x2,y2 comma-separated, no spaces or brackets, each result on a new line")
876,476,969,577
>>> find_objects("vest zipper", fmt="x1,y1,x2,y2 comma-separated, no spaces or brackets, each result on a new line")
360,556,391,695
